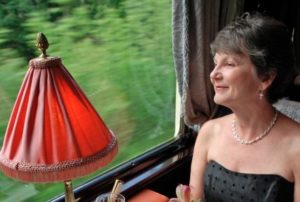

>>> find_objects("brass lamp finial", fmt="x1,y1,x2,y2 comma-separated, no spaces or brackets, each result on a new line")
36,32,49,58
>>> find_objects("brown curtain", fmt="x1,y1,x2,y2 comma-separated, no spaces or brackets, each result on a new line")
172,0,244,129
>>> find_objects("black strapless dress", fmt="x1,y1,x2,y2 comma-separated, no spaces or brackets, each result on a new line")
204,161,294,202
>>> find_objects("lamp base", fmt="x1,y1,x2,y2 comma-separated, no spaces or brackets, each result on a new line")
64,180,76,202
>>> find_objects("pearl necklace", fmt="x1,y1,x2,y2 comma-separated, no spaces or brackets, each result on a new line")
231,110,278,145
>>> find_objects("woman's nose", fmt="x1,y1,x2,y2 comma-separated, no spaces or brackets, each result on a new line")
210,66,222,81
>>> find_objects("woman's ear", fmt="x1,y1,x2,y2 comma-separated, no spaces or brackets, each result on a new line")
260,71,277,91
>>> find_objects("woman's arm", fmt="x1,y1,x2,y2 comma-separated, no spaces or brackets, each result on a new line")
293,140,300,201
189,121,213,200
288,123,300,201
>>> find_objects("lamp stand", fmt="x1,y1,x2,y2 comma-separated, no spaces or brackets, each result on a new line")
64,180,76,202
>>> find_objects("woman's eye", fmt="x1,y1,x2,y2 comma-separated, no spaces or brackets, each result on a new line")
225,63,235,67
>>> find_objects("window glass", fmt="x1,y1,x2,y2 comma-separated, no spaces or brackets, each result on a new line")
0,0,174,201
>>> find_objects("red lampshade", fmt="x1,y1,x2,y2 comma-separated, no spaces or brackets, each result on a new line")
0,56,118,182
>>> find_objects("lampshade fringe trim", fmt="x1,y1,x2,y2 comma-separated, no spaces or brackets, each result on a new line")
0,136,118,183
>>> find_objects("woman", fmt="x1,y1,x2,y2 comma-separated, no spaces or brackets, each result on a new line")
189,13,300,201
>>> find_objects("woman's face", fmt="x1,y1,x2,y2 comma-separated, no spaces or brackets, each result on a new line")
210,52,263,107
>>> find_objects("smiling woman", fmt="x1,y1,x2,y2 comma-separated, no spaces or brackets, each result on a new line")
189,13,299,202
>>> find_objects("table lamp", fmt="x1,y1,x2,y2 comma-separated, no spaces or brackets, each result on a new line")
0,33,118,202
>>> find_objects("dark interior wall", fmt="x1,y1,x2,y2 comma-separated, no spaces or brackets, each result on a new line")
244,0,297,29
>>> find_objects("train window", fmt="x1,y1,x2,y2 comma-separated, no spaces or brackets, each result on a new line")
0,0,175,201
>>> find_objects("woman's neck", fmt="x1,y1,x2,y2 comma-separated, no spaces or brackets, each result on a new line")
230,103,277,142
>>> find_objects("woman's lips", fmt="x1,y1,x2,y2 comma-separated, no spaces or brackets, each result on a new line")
214,85,228,92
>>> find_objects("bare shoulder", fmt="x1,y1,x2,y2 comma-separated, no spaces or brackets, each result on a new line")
195,114,232,148
282,116,300,150
280,116,300,171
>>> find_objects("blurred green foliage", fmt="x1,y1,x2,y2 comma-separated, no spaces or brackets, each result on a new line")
0,0,175,201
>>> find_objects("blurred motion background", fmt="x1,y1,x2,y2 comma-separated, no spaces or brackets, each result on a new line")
0,0,175,201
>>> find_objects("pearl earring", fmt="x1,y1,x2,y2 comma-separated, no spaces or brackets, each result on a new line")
259,91,264,100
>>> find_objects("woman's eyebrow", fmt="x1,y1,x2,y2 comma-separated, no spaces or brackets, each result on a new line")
225,55,243,64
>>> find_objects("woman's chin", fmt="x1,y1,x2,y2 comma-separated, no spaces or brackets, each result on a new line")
213,96,230,106
213,96,225,105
